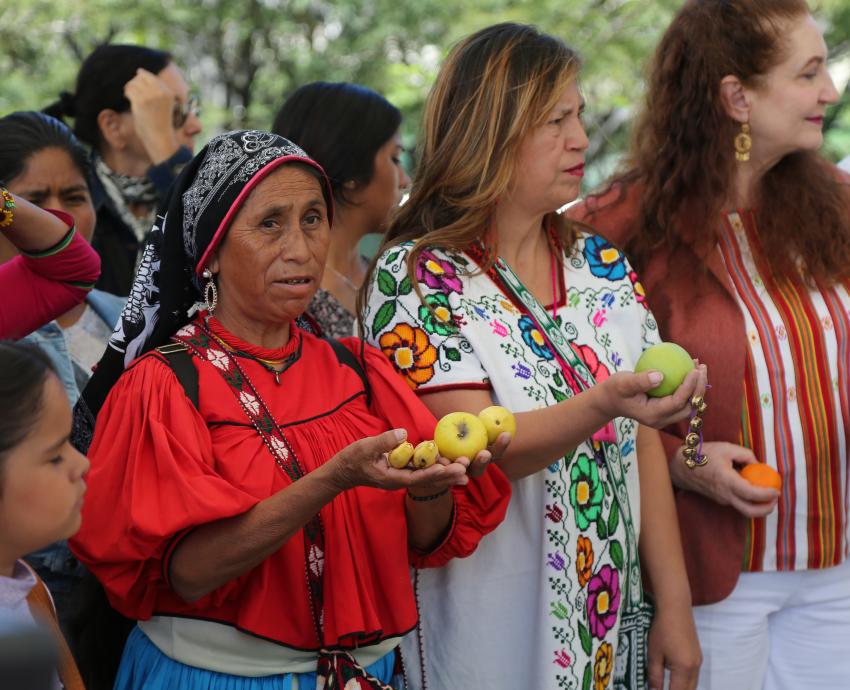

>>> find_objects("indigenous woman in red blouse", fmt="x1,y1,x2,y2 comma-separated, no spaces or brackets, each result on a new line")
70,130,510,690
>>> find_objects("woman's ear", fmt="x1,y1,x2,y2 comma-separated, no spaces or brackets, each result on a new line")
96,109,127,150
206,254,220,275
719,75,752,124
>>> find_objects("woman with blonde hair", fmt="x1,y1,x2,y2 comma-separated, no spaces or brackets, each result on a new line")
573,1,850,687
362,22,703,690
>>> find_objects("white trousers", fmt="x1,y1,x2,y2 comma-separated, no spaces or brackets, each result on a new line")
692,559,850,690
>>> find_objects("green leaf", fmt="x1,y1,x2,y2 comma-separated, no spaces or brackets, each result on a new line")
582,662,592,690
399,275,413,295
370,301,397,339
377,269,398,297
578,622,592,656
610,540,625,571
444,346,461,362
596,515,608,540
607,501,620,535
385,250,401,265
549,386,568,402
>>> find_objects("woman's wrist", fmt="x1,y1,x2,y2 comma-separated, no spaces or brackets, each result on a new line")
406,487,451,501
581,382,616,427
310,461,351,498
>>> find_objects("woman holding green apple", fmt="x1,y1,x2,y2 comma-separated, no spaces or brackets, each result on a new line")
362,23,706,690
572,1,850,688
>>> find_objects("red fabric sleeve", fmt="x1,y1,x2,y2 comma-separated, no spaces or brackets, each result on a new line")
69,355,260,619
346,340,512,569
0,211,101,339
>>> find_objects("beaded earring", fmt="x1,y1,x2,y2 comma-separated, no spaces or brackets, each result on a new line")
202,268,218,315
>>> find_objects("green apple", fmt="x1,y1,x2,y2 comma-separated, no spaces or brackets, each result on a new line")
434,412,488,461
387,441,414,469
412,440,440,469
478,405,517,444
634,342,695,398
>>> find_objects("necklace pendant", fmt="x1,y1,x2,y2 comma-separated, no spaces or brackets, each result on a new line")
274,370,281,385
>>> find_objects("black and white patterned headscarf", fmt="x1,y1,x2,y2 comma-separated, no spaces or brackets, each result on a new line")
73,130,333,450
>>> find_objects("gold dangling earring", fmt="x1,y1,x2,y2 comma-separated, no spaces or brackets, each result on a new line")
735,122,752,162
202,268,218,315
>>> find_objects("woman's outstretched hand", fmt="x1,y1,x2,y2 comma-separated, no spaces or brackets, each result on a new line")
329,429,472,495
594,363,708,429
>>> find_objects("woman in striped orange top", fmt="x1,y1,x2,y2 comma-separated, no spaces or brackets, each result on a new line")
571,1,850,688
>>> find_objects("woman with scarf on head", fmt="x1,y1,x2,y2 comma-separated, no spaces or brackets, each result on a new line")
69,130,511,690
45,44,202,296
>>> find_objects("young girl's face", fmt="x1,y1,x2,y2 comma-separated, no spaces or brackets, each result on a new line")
0,373,89,560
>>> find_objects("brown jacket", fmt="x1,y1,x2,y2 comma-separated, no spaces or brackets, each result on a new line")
24,562,85,690
570,185,748,605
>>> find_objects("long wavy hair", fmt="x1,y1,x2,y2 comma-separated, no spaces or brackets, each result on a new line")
588,0,850,284
358,22,582,320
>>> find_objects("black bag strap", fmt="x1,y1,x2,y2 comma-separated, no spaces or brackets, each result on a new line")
154,339,370,410
155,342,199,408
324,337,372,407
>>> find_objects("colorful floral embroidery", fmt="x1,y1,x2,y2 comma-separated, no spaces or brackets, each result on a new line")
584,236,627,281
593,642,614,690
362,235,657,689
628,271,648,310
418,293,457,336
576,535,594,587
569,454,604,530
378,323,438,389
519,315,554,360
416,250,464,294
564,343,611,394
587,565,621,639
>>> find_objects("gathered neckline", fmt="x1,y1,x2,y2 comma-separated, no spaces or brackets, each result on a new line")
202,313,301,362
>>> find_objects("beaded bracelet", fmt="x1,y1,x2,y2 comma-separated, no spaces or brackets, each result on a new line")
683,394,709,469
0,187,15,229
407,488,449,502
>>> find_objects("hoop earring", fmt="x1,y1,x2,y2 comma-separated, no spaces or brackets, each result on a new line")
202,268,218,315
735,122,752,162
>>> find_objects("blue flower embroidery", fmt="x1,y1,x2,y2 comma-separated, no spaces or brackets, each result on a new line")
518,315,553,360
584,236,627,281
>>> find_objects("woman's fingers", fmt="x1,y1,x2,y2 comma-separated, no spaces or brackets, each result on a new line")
488,432,512,462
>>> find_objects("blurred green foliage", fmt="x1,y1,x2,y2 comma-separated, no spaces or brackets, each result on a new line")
2,0,849,182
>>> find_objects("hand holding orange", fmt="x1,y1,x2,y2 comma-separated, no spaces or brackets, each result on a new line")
740,463,782,491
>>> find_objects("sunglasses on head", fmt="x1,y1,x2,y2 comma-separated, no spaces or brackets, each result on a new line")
172,95,201,129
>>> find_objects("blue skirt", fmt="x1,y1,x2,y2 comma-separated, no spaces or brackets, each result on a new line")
115,625,400,690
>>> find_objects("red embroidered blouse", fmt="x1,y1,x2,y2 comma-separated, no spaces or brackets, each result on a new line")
71,319,510,650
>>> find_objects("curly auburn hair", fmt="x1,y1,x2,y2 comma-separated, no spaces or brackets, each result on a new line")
592,0,850,284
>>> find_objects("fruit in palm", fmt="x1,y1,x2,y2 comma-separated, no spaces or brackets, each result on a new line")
634,342,695,398
388,441,414,469
434,412,488,461
412,440,439,469
478,405,517,444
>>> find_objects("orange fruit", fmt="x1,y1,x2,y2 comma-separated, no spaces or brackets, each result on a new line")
740,464,782,491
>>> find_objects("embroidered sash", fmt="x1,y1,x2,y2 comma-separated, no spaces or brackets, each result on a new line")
491,255,651,690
